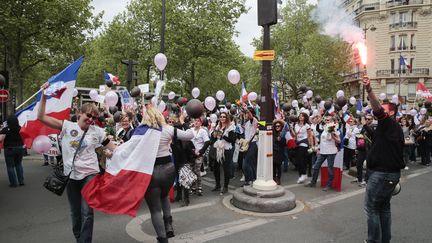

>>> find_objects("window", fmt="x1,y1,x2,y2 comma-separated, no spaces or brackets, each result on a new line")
390,12,396,24
410,58,414,72
408,82,417,98
386,83,395,96
391,59,395,73
399,35,407,50
399,12,408,23
410,34,416,49
411,11,416,23
390,36,396,51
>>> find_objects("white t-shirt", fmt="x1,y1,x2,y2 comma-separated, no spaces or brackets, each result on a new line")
295,123,310,147
319,130,340,155
244,118,258,142
192,127,210,152
344,125,360,150
157,125,194,158
60,121,105,180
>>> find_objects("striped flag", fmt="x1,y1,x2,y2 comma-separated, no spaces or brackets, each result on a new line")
241,82,248,103
82,125,161,217
273,85,281,119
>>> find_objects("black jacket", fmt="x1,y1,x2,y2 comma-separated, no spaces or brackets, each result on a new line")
367,108,405,172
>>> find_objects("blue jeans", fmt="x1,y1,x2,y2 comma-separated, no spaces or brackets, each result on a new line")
310,153,336,187
283,147,289,171
4,147,24,186
242,142,257,182
365,170,400,243
67,174,96,243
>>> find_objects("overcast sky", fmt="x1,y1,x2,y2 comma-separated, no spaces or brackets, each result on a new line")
91,0,261,57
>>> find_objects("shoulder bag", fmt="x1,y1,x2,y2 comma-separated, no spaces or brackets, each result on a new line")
43,130,87,196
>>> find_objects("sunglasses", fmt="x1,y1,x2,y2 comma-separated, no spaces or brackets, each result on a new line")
275,125,281,128
366,118,372,121
85,113,98,120
220,116,227,118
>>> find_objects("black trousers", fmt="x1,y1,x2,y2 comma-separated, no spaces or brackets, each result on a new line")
295,146,308,175
213,149,233,188
357,150,367,182
343,147,355,169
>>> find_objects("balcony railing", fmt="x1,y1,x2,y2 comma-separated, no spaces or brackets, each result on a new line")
398,46,409,50
386,0,424,8
389,21,417,30
354,3,380,15
342,71,364,83
376,68,429,77
390,47,396,51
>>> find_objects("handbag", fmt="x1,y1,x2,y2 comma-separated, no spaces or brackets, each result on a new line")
43,130,87,196
239,133,256,152
178,164,197,189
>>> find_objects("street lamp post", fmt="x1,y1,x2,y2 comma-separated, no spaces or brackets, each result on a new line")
361,24,376,102
160,0,166,81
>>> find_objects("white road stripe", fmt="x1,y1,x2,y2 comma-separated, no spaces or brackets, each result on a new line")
172,218,274,243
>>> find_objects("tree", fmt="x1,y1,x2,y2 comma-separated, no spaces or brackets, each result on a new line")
252,0,353,101
0,0,100,108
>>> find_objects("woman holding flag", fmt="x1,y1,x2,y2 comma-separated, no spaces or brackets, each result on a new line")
37,82,117,243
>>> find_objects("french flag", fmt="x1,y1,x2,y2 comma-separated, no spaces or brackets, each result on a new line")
82,125,161,217
104,71,121,85
273,85,281,119
400,55,412,71
241,81,248,103
16,56,84,148
320,149,344,192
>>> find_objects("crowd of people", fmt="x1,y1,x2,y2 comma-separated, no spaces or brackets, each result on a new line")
2,79,430,243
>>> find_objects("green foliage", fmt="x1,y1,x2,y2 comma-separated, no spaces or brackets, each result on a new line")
0,0,100,103
253,0,353,102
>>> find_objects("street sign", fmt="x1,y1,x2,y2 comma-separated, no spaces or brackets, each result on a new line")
253,50,275,61
0,89,9,103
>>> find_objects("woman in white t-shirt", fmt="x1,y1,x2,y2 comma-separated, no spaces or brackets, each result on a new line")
37,82,117,243
305,116,341,191
292,112,314,184
343,117,360,170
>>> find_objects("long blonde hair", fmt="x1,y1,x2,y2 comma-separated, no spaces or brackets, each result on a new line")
141,106,166,129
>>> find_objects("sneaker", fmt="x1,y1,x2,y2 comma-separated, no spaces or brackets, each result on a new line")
220,187,228,195
359,181,366,187
305,182,316,187
241,182,250,187
200,171,207,177
211,186,221,192
197,190,203,196
297,175,307,184
322,186,331,191
404,166,409,170
351,179,359,184
240,175,245,182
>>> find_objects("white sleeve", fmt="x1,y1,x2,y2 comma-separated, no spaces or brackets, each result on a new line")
164,125,194,141
201,129,210,142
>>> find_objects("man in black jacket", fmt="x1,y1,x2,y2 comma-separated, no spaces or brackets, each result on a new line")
363,77,405,243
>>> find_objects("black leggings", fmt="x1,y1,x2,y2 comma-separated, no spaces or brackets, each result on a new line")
213,149,233,188
295,146,308,175
144,162,175,238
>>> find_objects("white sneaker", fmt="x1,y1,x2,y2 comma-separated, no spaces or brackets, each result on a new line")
404,166,409,170
200,171,207,176
240,175,245,182
297,175,307,184
359,181,366,187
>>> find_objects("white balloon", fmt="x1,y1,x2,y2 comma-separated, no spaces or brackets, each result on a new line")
379,93,386,100
104,91,118,107
216,90,225,101
391,95,399,104
302,95,308,103
342,104,348,112
312,109,319,116
248,92,258,101
154,53,168,71
89,89,98,100
410,109,417,116
292,100,299,108
336,90,345,98
73,89,78,97
204,96,216,111
302,109,310,116
168,91,176,100
210,114,218,123
157,100,166,112
227,69,241,85
420,108,427,115
306,90,313,99
192,87,200,98
319,100,325,109
349,96,356,105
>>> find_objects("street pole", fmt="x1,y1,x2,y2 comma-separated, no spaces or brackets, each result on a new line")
160,0,166,81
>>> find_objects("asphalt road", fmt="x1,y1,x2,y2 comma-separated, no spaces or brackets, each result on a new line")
1,152,431,243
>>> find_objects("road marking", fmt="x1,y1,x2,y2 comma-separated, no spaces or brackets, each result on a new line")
126,200,218,242
172,217,274,243
405,167,432,179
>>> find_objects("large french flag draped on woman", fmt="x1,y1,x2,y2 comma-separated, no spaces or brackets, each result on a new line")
82,125,161,217
16,56,83,147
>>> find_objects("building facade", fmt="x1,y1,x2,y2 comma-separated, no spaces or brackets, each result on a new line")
342,0,432,105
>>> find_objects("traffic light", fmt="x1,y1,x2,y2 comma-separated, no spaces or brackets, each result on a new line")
0,70,9,88
258,0,278,26
121,59,139,90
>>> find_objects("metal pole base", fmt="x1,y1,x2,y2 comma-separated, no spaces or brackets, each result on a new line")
253,130,277,191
